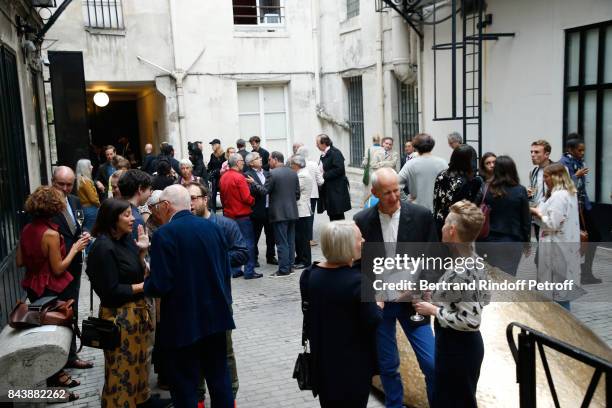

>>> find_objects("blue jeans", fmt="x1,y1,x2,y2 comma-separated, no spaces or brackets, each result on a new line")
377,303,435,407
82,205,98,233
234,217,256,277
272,220,295,273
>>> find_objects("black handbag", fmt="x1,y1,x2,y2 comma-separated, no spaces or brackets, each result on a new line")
80,285,120,350
293,267,317,396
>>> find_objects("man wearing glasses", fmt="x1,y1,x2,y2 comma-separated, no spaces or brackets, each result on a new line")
218,154,261,279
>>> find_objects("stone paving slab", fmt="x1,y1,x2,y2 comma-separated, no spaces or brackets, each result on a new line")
52,209,611,408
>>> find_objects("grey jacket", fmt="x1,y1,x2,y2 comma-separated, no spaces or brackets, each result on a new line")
260,166,300,222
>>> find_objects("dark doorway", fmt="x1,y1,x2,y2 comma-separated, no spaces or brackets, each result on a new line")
89,98,141,166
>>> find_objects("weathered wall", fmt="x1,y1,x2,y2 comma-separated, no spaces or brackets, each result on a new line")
420,0,612,183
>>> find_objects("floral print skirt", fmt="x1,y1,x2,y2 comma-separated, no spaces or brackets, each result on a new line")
100,298,153,408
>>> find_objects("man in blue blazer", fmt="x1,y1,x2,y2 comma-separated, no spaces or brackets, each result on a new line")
145,184,235,408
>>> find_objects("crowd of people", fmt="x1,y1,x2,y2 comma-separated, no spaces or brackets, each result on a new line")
13,128,599,407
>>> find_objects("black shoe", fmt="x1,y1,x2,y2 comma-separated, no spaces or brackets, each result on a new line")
270,271,291,278
267,258,279,265
232,271,244,278
292,263,307,269
581,275,602,285
244,272,263,280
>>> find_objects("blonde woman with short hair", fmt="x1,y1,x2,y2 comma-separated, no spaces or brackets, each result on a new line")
299,221,382,407
530,163,583,310
414,200,490,408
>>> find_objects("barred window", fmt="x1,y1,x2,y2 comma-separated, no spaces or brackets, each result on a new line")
347,0,360,19
233,0,285,26
347,76,364,167
397,78,419,163
82,0,124,30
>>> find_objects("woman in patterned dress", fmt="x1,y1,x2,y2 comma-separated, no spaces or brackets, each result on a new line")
432,145,483,236
86,198,153,408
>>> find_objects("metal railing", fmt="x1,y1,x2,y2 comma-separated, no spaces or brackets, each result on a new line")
506,322,612,407
233,2,285,26
83,0,124,30
0,251,25,327
347,76,365,168
397,79,419,163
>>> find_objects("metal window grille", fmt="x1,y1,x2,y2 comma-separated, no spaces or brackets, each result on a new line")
347,76,364,167
84,0,124,29
0,46,29,326
347,0,360,19
233,0,285,26
397,79,419,162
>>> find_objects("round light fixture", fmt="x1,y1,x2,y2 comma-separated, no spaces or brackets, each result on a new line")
93,91,109,107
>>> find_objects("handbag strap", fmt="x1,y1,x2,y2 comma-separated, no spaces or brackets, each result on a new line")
480,182,489,206
300,267,312,348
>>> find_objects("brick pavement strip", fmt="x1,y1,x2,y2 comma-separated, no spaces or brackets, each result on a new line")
54,211,610,408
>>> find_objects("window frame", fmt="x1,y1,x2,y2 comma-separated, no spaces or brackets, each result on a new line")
82,0,125,30
562,20,612,204
396,77,419,164
346,76,365,167
346,0,360,19
237,84,291,154
232,0,286,28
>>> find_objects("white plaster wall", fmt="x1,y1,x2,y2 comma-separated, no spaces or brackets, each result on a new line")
420,0,612,181
0,0,46,190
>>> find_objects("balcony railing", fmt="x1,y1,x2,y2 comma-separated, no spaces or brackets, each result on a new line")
83,0,124,30
233,2,285,26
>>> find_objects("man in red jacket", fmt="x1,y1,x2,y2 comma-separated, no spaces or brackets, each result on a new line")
219,153,261,279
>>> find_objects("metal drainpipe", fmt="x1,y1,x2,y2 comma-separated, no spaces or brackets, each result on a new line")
312,0,321,109
417,32,425,132
167,0,187,157
376,9,385,134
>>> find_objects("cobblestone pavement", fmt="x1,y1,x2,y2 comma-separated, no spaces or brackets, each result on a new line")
55,209,611,408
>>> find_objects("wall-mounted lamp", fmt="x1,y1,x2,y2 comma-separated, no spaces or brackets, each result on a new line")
93,90,109,107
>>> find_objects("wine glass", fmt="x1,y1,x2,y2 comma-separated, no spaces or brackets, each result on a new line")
75,209,85,230
410,291,425,322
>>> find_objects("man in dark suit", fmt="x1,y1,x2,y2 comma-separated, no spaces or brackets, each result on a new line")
353,168,438,407
249,136,270,171
95,145,116,198
244,151,277,266
316,134,352,221
51,166,94,370
257,151,300,277
141,143,156,174
145,185,235,408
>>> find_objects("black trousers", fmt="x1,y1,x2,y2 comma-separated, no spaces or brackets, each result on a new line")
252,215,276,260
295,216,312,265
308,198,317,241
319,392,369,408
163,332,233,408
60,267,82,362
329,213,345,221
433,321,483,408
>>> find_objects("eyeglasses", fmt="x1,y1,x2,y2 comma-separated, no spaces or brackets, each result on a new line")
150,200,169,209
190,195,204,201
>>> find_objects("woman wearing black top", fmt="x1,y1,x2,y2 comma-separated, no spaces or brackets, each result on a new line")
86,198,153,408
481,155,531,275
300,220,382,408
207,140,226,212
151,159,176,191
433,145,483,236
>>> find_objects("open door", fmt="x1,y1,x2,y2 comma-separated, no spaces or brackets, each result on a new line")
48,51,89,168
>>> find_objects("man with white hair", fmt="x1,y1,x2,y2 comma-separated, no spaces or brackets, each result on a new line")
447,131,463,150
296,145,324,246
51,166,94,369
354,167,438,407
145,184,235,407
219,153,260,279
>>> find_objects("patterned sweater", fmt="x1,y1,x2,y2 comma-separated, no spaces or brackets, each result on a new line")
433,260,490,331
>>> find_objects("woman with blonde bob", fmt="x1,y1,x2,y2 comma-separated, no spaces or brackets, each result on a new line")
414,200,490,408
299,221,382,407
530,163,583,310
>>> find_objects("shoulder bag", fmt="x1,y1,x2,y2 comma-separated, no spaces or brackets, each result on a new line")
80,285,120,350
292,267,317,396
9,296,75,329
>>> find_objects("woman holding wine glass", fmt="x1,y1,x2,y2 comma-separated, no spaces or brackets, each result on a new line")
413,200,491,408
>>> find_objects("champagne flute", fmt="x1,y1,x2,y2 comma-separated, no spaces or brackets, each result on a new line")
410,291,425,322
